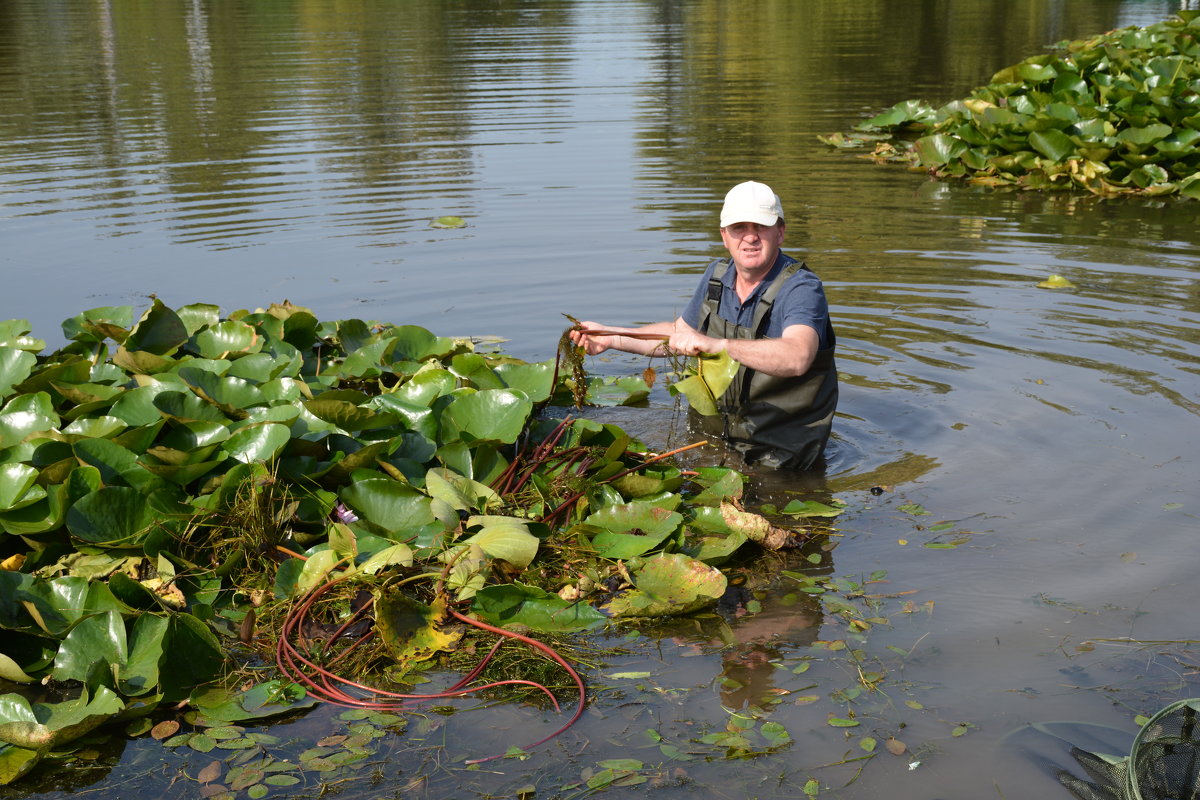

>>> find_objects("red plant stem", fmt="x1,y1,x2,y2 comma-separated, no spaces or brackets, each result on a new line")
275,580,564,712
449,607,586,764
322,629,375,669
574,328,668,341
538,440,708,527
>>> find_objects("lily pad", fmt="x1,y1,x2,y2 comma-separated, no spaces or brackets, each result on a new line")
600,553,727,618
472,583,606,632
668,352,739,416
583,503,682,560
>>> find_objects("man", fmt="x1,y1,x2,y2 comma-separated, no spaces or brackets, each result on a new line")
571,180,838,469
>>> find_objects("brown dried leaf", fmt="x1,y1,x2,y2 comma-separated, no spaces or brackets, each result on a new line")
197,760,223,784
150,719,180,740
642,366,657,389
884,737,907,756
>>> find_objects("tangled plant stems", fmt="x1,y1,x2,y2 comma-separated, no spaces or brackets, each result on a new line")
271,416,707,762
274,575,584,763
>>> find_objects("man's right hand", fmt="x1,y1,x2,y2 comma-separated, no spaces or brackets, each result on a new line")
569,321,614,355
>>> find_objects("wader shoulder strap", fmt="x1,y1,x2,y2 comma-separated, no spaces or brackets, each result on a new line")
749,260,808,337
697,258,731,334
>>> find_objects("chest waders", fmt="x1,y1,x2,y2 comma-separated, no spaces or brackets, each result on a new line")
694,259,838,470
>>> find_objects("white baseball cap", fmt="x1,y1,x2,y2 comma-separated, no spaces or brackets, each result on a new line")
720,181,784,228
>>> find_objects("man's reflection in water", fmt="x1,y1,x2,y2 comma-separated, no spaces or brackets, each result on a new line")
670,543,833,710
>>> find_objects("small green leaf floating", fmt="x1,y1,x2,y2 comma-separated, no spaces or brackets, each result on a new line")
1037,274,1077,289
430,215,467,228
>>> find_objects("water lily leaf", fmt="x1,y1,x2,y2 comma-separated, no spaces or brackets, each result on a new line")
680,507,748,565
687,467,745,506
0,348,37,400
153,390,230,423
72,438,162,493
0,464,40,512
1017,62,1057,83
53,610,127,683
178,368,264,415
125,299,188,355
384,325,456,363
440,389,531,445
374,594,459,666
0,743,40,785
66,486,155,546
293,549,342,596
222,422,289,464
472,583,606,632
189,680,318,724
584,375,651,406
461,516,539,568
61,415,127,440
1116,123,1173,150
356,543,415,575
0,322,41,352
61,306,134,344
107,384,169,427
430,216,466,229
303,398,396,432
856,99,935,131
160,420,231,450
449,353,505,390
392,368,456,407
157,613,225,701
0,654,34,684
339,478,441,544
141,458,226,486
175,303,221,336
668,352,738,416
1029,129,1076,162
0,684,124,752
0,393,59,449
600,553,727,618
335,339,393,379
425,468,500,512
611,466,683,499
110,347,177,375
781,499,846,518
1037,274,1077,289
584,503,682,559
915,133,968,167
0,574,125,637
370,394,436,440
493,361,555,402
192,320,261,359
225,352,288,383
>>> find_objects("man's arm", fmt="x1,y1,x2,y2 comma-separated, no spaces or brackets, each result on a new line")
570,320,676,357
668,318,819,377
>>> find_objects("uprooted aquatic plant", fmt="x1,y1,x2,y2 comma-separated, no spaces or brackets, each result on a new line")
0,300,825,783
821,12,1200,198
562,316,741,416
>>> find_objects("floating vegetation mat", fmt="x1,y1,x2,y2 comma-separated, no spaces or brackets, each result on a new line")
0,300,840,786
821,12,1200,199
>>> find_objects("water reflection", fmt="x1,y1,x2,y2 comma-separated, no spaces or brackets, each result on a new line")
3,1,1200,798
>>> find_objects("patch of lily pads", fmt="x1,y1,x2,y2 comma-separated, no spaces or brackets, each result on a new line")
821,12,1200,198
0,300,833,784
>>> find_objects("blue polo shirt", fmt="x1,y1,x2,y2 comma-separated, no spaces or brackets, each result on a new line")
681,253,833,350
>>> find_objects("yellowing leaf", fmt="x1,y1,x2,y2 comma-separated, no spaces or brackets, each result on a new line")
1037,274,1076,289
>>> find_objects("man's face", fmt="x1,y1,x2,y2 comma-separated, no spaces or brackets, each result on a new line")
720,221,786,274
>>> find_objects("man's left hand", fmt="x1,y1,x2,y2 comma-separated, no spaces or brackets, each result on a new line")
668,319,724,356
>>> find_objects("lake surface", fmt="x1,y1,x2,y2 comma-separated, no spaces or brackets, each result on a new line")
2,1,1199,798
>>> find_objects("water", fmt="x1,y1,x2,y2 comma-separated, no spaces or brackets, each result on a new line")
2,1,1199,798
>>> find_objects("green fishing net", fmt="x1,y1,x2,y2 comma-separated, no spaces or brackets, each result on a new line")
1059,699,1200,800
